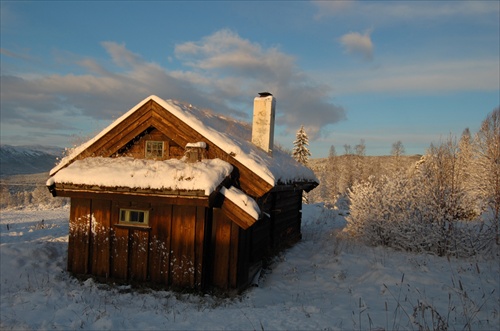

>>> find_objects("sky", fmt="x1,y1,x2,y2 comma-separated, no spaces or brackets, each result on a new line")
1,1,499,157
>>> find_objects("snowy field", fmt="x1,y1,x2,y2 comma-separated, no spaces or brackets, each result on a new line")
1,204,498,330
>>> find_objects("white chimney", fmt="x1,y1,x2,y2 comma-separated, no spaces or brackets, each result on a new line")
251,92,276,155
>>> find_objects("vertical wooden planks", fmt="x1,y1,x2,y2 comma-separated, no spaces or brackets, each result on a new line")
170,205,196,288
66,193,257,291
212,209,232,289
129,229,149,281
229,222,240,288
68,198,91,274
194,207,206,289
149,204,172,284
236,228,250,289
110,203,129,280
89,199,111,278
272,190,303,246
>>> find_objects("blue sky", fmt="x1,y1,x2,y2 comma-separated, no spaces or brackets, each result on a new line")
1,1,498,157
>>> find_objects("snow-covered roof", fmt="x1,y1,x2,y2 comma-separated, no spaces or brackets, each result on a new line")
50,95,318,189
220,186,260,221
47,157,233,196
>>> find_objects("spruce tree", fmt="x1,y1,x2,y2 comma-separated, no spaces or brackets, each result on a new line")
292,125,311,165
293,125,311,204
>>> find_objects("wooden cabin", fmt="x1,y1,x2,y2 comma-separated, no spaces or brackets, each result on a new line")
47,94,318,292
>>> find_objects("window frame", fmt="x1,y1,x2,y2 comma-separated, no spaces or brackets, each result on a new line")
145,140,164,159
119,208,150,226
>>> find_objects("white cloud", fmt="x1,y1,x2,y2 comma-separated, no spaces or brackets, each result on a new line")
175,29,295,82
174,29,346,138
0,31,346,146
101,41,142,68
339,30,374,61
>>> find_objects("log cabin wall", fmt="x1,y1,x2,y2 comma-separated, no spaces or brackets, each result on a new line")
248,189,304,264
271,189,303,248
67,196,208,289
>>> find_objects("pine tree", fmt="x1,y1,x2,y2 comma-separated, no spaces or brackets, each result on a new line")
292,125,311,165
293,125,311,204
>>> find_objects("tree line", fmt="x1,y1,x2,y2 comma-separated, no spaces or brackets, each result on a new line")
304,108,499,256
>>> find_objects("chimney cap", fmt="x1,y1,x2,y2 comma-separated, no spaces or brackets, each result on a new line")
258,92,273,97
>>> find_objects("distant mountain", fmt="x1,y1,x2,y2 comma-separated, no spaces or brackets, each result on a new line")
0,145,64,176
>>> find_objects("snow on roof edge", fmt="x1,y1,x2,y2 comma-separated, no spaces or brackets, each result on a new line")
49,157,233,196
220,186,260,220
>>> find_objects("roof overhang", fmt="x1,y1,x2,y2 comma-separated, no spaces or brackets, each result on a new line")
272,180,319,193
48,182,215,207
218,186,261,230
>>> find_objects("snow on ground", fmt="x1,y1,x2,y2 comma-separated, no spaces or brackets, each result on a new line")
1,204,498,330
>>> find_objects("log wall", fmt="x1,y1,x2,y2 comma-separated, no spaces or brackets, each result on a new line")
249,189,303,263
271,190,303,247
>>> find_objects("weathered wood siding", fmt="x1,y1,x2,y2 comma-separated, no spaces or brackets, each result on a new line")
148,204,172,284
68,198,91,274
68,197,208,289
271,190,303,247
89,199,111,278
65,189,303,291
210,208,249,290
248,189,303,263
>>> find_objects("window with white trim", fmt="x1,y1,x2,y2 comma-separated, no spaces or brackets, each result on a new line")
145,140,164,158
119,209,149,225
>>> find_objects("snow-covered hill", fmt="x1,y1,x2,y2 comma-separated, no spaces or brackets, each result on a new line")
0,145,63,176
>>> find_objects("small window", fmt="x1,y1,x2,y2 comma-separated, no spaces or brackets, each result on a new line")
119,209,149,226
145,141,164,158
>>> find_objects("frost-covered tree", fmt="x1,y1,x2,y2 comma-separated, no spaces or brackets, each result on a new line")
292,125,311,165
391,140,406,173
344,131,497,256
415,136,479,223
391,140,406,158
345,170,494,257
458,128,473,178
343,144,352,155
355,139,366,157
327,145,340,206
354,139,367,182
457,128,480,217
473,108,500,244
328,145,336,158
